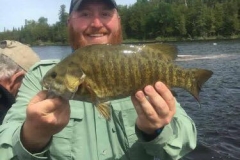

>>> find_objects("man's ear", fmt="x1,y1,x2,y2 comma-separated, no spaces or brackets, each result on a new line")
118,14,121,20
9,70,26,91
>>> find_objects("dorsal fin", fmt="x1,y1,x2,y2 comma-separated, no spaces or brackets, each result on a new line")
143,43,178,61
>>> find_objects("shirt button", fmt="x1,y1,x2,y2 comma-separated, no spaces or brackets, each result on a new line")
112,128,116,133
98,114,103,119
102,149,107,155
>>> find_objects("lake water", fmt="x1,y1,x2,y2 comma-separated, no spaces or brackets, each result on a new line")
32,40,240,160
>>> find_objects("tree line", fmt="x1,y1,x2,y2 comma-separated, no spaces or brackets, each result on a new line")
0,0,240,45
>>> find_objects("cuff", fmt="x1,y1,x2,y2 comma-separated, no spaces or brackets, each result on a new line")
136,123,174,156
135,126,164,142
12,125,51,159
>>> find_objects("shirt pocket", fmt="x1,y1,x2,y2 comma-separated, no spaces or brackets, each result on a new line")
111,98,138,147
50,119,74,160
49,100,84,160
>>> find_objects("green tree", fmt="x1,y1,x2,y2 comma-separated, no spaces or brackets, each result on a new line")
118,5,131,39
221,1,240,36
126,0,152,39
172,4,188,37
1,1,240,42
35,17,50,42
55,4,69,43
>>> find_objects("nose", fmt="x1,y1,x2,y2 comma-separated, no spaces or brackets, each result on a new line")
91,16,103,28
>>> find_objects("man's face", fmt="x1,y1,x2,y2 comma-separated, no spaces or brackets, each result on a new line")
68,1,122,49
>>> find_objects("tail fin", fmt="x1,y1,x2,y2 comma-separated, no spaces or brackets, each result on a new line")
191,69,213,102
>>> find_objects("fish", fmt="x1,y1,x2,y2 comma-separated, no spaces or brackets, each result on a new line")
41,43,213,120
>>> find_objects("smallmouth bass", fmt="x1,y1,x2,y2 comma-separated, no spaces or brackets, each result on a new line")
42,43,213,120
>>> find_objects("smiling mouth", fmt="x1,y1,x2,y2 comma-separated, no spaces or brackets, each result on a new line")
88,33,106,37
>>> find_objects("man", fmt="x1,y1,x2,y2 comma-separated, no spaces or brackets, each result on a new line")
0,0,197,159
0,40,40,124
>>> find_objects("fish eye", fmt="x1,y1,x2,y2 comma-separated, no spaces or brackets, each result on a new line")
51,71,57,79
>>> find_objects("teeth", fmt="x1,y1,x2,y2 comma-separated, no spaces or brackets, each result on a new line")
89,34,104,37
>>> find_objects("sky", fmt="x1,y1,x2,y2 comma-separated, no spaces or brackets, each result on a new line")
0,0,136,32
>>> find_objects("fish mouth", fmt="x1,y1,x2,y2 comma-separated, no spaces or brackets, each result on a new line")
45,86,76,100
41,81,60,97
41,80,75,100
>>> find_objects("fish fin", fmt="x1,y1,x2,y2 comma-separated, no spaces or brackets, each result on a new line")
96,102,111,120
65,68,86,93
84,84,111,120
64,74,82,92
191,69,213,102
145,43,178,61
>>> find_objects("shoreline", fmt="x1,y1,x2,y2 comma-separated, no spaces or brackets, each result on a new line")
29,37,240,47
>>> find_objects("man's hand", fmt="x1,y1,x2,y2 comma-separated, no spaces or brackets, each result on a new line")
21,90,70,153
131,81,176,135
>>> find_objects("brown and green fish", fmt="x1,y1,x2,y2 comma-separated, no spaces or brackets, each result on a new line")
41,43,213,120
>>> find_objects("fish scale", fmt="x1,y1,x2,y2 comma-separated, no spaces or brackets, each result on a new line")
165,62,172,86
42,43,213,120
86,56,189,98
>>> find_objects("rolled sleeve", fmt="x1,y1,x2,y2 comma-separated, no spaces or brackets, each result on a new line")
12,124,51,160
0,122,51,160
136,103,197,160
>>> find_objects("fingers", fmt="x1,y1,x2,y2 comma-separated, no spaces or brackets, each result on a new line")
131,95,143,115
133,90,158,121
28,90,70,115
143,83,170,117
154,82,176,113
23,91,70,153
29,90,48,105
132,81,176,120
42,98,69,114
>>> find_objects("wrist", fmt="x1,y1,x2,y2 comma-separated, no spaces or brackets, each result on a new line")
21,122,52,153
142,127,164,142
